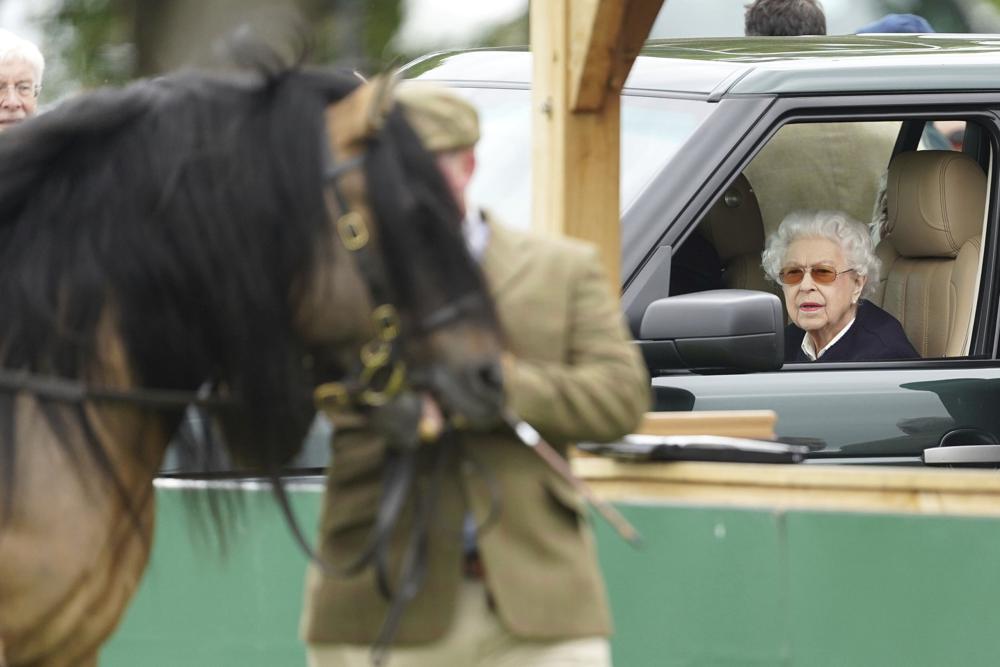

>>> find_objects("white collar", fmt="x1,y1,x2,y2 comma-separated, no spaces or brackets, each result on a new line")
801,316,856,361
462,206,490,263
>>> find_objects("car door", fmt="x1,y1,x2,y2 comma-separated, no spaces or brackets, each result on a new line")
628,93,1000,465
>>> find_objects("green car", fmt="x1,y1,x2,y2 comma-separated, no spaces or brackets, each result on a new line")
403,35,1000,467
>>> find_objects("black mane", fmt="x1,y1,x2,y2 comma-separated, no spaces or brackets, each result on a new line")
0,58,493,529
0,67,366,471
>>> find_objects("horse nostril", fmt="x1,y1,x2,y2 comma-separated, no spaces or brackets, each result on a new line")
477,361,504,392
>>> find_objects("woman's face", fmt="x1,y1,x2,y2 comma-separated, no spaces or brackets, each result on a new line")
781,236,866,348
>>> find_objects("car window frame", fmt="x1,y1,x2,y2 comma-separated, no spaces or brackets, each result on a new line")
625,90,1000,367
620,93,775,288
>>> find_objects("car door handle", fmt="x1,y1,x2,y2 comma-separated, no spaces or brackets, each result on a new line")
923,445,1000,466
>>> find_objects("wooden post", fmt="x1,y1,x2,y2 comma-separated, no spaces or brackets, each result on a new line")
530,0,664,285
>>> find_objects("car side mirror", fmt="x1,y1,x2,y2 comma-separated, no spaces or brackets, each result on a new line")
637,289,784,375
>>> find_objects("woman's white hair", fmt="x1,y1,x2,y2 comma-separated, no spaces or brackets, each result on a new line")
0,29,44,85
761,209,880,298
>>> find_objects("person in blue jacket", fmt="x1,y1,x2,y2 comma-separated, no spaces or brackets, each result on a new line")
856,13,934,34
762,210,919,362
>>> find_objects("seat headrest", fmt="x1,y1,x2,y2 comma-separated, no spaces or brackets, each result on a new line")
886,150,986,258
699,174,765,263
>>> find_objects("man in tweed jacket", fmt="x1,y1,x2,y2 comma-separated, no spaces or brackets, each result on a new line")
302,83,650,667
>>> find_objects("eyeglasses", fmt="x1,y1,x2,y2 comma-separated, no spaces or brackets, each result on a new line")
0,82,38,100
778,264,856,286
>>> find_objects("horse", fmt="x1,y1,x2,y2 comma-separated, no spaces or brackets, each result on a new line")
0,59,505,666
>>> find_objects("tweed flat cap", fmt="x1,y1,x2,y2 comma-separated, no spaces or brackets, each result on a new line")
396,82,480,152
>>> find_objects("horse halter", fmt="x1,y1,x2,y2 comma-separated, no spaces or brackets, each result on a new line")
310,136,409,415
311,120,487,418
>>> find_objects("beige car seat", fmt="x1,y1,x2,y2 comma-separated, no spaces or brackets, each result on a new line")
698,173,776,295
874,150,986,358
745,122,898,238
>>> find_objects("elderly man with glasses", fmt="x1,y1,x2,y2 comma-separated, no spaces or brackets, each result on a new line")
0,28,43,130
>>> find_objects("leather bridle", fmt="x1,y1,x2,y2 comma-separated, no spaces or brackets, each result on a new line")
311,117,491,666
312,135,489,416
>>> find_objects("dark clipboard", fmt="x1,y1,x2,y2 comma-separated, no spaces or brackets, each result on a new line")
578,434,810,464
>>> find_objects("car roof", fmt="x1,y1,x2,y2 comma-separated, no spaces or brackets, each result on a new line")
403,35,1000,98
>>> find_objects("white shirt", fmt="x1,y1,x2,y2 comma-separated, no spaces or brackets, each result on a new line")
800,317,856,361
462,206,491,262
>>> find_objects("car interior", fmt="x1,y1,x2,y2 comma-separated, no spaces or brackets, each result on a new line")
669,117,993,361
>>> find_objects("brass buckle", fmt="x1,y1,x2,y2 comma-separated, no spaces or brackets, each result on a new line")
314,382,351,412
371,304,400,342
360,340,391,368
337,211,369,251
359,360,406,407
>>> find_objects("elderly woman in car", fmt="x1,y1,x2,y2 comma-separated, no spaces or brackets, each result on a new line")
762,210,919,362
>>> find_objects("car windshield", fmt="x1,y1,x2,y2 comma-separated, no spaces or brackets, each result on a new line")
452,87,715,230
649,0,975,36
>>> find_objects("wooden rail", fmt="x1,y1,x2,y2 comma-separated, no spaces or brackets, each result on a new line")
574,457,1000,517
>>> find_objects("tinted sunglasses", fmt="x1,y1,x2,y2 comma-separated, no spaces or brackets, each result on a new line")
778,265,856,286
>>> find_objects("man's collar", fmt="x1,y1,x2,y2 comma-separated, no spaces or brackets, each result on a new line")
462,206,490,262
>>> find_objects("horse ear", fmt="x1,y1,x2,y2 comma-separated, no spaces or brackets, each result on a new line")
325,73,399,148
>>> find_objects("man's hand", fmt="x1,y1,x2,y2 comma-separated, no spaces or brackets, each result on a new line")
369,391,422,451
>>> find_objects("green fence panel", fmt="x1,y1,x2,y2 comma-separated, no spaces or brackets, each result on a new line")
784,512,1000,667
102,486,323,666
597,505,789,667
595,505,1000,667
104,486,1000,666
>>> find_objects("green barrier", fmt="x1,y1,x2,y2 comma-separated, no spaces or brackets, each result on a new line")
597,506,1000,667
104,481,1000,666
102,484,321,666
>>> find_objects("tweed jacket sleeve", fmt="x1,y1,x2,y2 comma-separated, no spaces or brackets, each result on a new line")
490,228,651,444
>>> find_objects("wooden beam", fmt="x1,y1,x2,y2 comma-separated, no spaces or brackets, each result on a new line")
530,0,619,282
613,0,667,92
569,0,627,112
570,0,665,112
573,457,1000,517
636,410,777,440
531,0,664,285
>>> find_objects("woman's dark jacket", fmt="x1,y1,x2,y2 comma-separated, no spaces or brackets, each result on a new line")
784,299,920,362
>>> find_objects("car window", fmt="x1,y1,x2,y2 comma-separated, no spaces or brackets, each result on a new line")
926,121,966,151
648,113,998,462
450,87,715,230
670,117,993,361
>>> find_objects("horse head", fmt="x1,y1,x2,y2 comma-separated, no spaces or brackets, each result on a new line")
295,75,506,440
